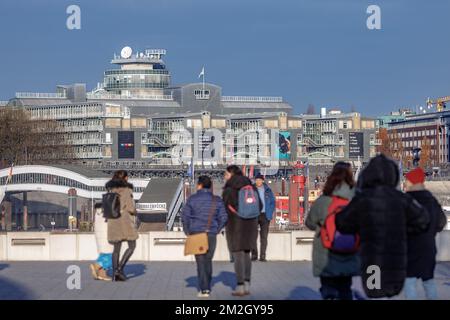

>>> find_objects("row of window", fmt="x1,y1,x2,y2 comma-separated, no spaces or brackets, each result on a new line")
391,129,438,139
400,140,435,148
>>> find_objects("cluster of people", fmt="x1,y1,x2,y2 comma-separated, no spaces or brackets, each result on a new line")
306,154,447,300
89,154,447,300
181,165,275,298
89,165,277,297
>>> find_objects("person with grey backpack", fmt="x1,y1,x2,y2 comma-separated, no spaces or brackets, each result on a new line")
222,165,261,297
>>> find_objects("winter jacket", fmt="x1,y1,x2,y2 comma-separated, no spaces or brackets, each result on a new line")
305,183,360,278
222,175,260,252
407,186,448,280
94,208,113,254
181,188,228,235
335,154,430,298
106,179,139,243
255,183,276,221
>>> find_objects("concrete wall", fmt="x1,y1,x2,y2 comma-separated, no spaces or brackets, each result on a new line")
0,230,449,262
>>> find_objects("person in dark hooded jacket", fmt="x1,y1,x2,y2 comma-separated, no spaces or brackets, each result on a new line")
335,154,430,299
222,165,260,297
404,167,448,299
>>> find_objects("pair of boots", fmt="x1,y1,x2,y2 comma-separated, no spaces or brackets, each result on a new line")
232,281,251,297
112,246,134,282
90,263,111,281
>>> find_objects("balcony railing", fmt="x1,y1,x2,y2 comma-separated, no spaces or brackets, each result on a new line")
57,125,104,132
16,92,66,99
74,152,103,159
68,139,103,145
33,111,104,120
222,96,283,103
87,92,173,101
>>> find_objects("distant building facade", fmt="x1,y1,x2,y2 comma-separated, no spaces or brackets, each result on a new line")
387,110,450,166
6,47,378,170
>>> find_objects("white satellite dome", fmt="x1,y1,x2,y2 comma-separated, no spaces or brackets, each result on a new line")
120,46,132,59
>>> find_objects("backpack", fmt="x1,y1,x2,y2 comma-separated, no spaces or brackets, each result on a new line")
237,185,261,219
102,192,121,219
320,196,360,253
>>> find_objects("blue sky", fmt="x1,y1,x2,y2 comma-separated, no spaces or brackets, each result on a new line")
0,0,449,116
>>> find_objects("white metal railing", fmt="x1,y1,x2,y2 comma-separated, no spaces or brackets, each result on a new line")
74,152,103,159
87,92,173,101
222,96,283,103
35,112,103,120
0,101,9,106
57,125,104,132
15,92,66,99
68,139,102,145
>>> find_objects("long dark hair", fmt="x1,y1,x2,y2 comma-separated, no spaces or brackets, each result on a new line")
322,162,355,196
112,170,128,181
226,165,243,176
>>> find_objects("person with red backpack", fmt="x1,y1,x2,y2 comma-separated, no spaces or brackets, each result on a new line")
305,162,360,300
335,154,429,299
222,165,261,297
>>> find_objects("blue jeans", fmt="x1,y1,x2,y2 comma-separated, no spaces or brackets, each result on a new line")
404,277,438,300
194,234,217,292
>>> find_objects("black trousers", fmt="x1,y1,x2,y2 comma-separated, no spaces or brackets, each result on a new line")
251,213,270,259
194,234,217,292
112,240,136,273
233,250,252,285
319,276,353,300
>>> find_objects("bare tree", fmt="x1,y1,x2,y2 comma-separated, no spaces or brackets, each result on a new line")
377,128,406,166
419,137,432,169
377,128,391,157
0,108,74,168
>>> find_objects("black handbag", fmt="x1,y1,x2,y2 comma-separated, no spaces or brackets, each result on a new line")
102,191,121,219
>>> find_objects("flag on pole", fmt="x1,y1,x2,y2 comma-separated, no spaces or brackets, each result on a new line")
198,67,205,79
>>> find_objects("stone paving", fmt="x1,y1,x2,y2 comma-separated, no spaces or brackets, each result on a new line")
0,261,448,300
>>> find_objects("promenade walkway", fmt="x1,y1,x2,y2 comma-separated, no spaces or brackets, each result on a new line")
0,261,449,300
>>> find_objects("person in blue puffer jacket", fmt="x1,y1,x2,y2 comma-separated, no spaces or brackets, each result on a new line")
181,175,228,298
251,174,276,262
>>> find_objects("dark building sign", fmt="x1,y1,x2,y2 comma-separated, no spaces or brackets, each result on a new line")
348,132,364,158
118,131,135,159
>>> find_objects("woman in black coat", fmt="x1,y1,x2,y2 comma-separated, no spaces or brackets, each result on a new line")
335,154,430,299
222,165,259,297
404,167,448,299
